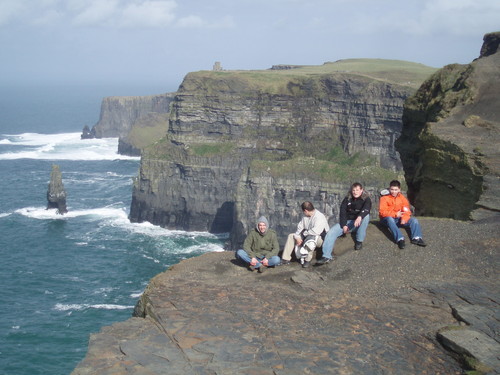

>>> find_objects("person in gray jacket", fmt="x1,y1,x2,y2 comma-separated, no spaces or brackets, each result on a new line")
280,201,329,268
235,216,281,273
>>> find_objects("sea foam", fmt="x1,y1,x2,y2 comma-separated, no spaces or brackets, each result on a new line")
0,132,139,161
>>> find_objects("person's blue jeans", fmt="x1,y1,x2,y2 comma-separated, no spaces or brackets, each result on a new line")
322,215,370,259
235,249,281,269
380,216,423,243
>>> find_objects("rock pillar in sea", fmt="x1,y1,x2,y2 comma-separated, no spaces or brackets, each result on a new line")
47,165,68,214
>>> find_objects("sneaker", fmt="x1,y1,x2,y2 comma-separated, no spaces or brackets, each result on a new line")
315,257,331,265
248,265,256,272
258,266,266,273
411,238,427,247
280,259,291,266
302,261,310,268
397,239,406,249
354,241,363,250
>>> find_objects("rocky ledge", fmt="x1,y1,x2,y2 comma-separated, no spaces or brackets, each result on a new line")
72,217,499,374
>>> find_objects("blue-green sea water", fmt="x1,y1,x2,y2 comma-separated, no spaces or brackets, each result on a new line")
0,84,225,375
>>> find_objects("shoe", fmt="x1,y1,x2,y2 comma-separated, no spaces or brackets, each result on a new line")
248,265,256,272
315,257,331,265
258,266,266,273
411,238,427,247
280,259,291,266
354,241,363,250
397,239,406,249
302,261,310,268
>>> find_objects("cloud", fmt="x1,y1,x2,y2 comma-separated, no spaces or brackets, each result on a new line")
343,0,500,37
0,0,26,25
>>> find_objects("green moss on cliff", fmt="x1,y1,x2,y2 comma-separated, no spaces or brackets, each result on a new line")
250,156,402,185
188,142,235,156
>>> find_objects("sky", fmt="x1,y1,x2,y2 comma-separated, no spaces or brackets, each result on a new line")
1,0,499,90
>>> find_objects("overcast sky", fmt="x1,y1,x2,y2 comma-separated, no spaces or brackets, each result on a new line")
1,0,499,89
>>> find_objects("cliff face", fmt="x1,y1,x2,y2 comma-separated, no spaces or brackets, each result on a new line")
92,94,174,138
129,60,436,246
396,32,500,220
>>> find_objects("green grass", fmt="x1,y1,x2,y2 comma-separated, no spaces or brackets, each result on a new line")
186,58,438,93
249,156,403,185
188,142,235,156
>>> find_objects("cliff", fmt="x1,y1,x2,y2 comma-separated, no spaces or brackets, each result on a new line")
83,93,176,156
129,59,436,247
396,32,500,220
72,218,500,374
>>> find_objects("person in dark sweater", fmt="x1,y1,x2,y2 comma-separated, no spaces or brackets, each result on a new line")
316,182,372,265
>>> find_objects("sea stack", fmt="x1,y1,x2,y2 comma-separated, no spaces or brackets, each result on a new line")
47,164,68,214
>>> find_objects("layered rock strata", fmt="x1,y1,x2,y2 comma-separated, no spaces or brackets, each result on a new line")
130,60,436,246
396,32,500,220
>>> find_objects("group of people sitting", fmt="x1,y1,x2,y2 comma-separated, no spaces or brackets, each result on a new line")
235,180,427,273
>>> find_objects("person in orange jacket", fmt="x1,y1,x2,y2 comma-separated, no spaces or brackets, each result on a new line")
379,180,426,249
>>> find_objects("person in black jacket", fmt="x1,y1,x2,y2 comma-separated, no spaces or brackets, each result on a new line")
316,182,372,265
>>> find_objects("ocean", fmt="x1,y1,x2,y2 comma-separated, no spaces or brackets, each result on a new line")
0,84,225,375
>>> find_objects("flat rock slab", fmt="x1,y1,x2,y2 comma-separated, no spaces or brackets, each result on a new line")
72,218,500,375
438,328,500,373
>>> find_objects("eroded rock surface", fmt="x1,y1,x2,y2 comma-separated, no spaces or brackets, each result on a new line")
72,218,499,374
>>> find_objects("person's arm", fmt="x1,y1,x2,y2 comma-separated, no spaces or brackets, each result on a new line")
294,218,305,239
339,198,348,227
379,196,394,218
359,197,372,219
399,195,412,223
268,231,281,258
243,231,257,258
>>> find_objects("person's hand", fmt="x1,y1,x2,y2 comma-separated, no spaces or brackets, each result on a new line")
261,258,269,266
396,211,403,218
250,258,258,266
354,217,362,227
400,219,407,225
342,225,349,234
295,238,303,246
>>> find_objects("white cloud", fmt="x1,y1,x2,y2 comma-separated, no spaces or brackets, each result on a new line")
119,0,177,28
0,0,26,25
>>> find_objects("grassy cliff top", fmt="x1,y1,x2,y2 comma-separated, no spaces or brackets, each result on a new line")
182,59,438,93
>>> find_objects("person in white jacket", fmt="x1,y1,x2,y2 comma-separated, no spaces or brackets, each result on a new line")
280,201,329,268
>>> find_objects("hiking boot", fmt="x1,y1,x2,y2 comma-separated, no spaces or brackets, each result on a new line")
354,241,363,250
248,265,256,272
258,266,266,273
411,238,427,247
397,239,406,249
315,257,331,265
302,261,310,268
280,259,291,266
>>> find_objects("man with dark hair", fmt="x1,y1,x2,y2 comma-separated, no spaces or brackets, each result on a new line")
280,201,329,268
235,216,281,273
317,182,371,265
379,180,426,249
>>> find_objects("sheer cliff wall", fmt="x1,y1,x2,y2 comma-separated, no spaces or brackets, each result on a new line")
129,60,436,247
396,32,500,220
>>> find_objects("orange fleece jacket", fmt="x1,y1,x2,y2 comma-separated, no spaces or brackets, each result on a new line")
379,193,412,222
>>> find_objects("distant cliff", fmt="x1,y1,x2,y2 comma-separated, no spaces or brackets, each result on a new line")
397,31,500,220
129,59,436,246
83,93,176,156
